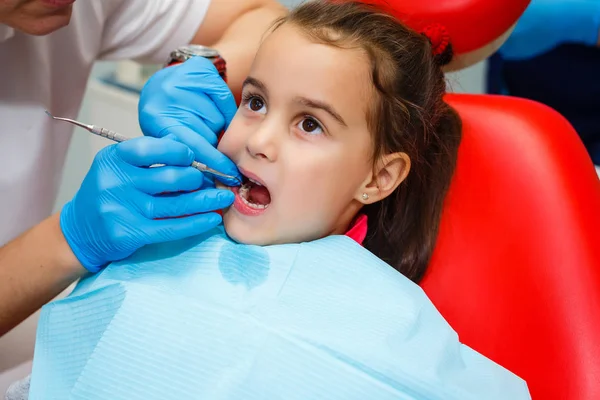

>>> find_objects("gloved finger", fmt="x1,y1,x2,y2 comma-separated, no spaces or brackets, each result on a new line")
149,86,233,140
160,125,241,185
162,133,181,142
116,137,195,168
134,166,204,195
183,57,238,127
141,189,234,219
202,174,216,189
158,118,219,147
144,212,223,244
176,93,227,138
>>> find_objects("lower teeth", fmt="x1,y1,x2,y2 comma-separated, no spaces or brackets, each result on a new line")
239,184,268,210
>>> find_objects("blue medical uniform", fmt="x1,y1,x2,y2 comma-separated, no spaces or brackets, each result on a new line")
487,45,600,165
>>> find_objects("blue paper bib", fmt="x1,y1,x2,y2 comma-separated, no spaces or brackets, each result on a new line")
29,228,530,399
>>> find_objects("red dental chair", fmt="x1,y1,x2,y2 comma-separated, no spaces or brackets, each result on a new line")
422,94,600,400
355,0,600,399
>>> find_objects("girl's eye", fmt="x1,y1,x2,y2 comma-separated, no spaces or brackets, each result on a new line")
297,117,323,135
245,96,266,114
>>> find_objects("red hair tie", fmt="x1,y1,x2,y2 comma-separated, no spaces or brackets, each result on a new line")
420,23,453,66
421,23,451,56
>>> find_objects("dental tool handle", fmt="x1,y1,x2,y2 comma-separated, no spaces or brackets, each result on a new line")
50,115,241,184
90,126,130,143
47,112,237,183
89,125,240,183
191,161,242,185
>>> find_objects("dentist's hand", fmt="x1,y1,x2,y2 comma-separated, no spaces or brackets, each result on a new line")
499,0,600,60
138,56,241,186
60,136,234,272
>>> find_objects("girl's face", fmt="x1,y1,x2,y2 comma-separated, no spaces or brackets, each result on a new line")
217,24,379,245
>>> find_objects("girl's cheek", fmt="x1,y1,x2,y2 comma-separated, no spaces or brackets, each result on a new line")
217,130,236,153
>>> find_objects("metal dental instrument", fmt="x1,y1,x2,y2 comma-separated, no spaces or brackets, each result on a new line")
45,111,241,185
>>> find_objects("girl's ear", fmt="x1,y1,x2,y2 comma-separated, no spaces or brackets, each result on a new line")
355,152,411,204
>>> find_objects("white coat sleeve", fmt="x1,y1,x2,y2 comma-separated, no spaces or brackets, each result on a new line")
98,0,212,64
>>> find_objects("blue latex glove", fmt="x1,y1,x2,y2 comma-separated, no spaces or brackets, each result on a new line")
138,56,241,185
60,136,235,272
499,0,600,60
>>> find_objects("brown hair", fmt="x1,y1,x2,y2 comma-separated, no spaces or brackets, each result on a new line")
272,1,462,283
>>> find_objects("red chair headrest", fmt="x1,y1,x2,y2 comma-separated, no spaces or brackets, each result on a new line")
356,0,530,53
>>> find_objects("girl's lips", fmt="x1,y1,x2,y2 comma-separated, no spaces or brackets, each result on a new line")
238,166,268,189
231,186,268,217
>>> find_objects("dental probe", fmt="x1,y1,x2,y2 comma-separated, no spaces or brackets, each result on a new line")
45,111,241,185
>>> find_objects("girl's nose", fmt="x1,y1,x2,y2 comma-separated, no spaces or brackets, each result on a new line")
245,119,280,162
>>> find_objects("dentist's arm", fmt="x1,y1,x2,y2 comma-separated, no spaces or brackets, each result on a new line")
0,214,84,337
191,0,288,100
0,136,234,336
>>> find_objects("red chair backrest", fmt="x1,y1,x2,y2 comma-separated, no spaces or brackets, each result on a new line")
421,94,600,400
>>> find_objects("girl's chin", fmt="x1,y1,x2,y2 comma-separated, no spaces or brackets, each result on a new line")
221,213,266,245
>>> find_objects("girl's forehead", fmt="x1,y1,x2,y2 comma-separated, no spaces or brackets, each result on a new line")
252,24,374,101
257,24,367,66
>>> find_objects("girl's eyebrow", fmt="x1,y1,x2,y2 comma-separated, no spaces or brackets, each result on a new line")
293,96,347,127
242,76,268,96
242,76,347,127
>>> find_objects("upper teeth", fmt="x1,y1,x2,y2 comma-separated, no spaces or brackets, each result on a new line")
248,178,262,186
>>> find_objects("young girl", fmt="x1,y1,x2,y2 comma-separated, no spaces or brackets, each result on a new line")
215,0,461,283
20,1,530,399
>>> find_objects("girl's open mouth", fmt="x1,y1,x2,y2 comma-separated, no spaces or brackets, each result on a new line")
231,173,271,216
